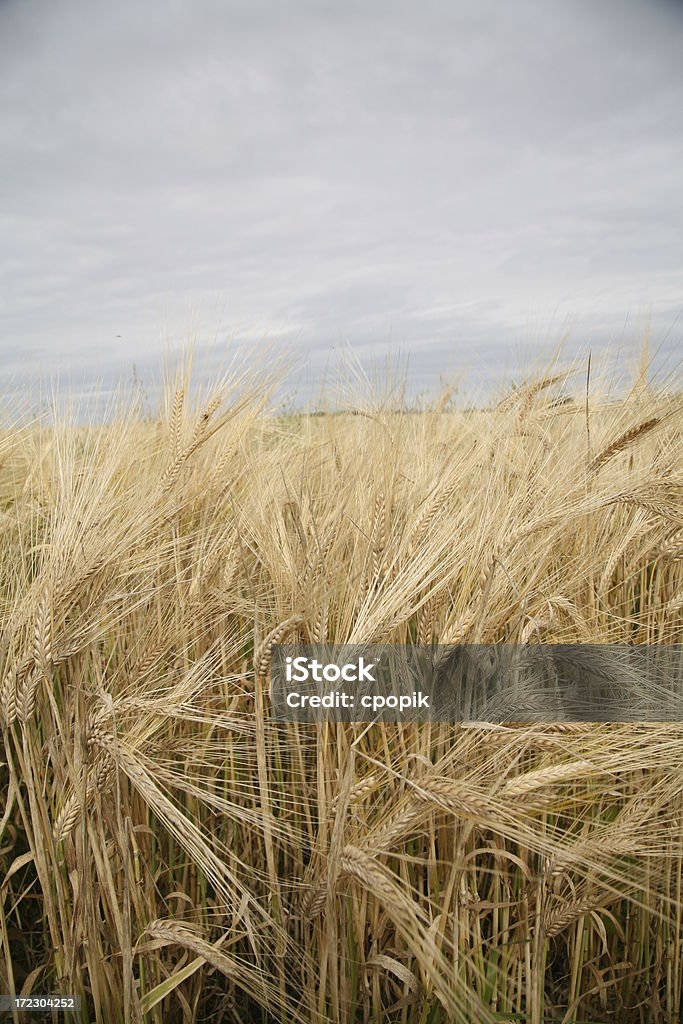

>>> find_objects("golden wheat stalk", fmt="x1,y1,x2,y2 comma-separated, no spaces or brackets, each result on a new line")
253,612,305,679
589,416,660,473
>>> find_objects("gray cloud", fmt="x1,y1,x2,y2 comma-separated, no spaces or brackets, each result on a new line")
1,0,681,402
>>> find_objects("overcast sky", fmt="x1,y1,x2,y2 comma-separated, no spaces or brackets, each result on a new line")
1,0,682,402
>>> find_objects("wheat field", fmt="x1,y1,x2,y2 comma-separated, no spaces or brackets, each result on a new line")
1,360,682,1023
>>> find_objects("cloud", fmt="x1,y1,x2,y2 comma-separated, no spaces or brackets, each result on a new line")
0,0,681,396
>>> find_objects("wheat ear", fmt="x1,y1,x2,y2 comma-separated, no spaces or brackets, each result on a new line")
589,416,660,473
253,612,305,679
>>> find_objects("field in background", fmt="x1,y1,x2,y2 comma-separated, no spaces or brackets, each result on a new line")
1,362,682,1023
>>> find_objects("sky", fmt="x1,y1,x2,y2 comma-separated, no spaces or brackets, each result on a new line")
1,0,682,406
